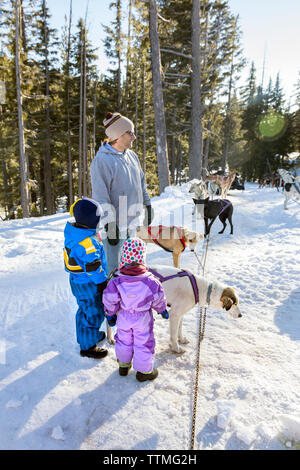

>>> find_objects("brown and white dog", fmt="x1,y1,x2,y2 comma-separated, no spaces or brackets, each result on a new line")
106,264,242,353
148,265,242,353
136,225,203,268
205,170,236,199
189,181,208,199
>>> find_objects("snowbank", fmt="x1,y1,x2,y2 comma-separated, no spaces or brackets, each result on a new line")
0,182,299,450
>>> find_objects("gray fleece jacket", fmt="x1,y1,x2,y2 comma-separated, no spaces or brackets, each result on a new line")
90,142,151,230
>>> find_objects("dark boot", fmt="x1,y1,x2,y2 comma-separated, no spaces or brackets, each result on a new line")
136,368,158,382
80,345,108,359
119,366,130,376
118,361,132,376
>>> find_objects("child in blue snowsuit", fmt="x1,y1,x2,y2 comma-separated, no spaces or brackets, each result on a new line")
64,197,109,359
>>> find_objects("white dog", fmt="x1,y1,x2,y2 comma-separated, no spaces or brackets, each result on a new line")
189,181,207,215
189,181,208,199
106,264,242,353
189,181,220,209
278,168,300,209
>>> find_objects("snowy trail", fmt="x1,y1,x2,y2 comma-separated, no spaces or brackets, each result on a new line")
0,183,299,450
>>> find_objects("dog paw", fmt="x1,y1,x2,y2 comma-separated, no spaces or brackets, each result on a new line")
170,343,186,354
179,336,189,345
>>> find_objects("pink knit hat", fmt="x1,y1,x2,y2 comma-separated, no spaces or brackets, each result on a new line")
119,238,147,268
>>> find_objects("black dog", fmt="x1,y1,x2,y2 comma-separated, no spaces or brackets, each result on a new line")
193,197,233,237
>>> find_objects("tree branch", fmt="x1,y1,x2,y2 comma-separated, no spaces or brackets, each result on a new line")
160,48,192,60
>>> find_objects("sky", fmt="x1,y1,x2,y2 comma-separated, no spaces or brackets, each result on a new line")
48,0,299,103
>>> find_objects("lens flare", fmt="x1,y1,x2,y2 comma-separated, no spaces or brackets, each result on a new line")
258,111,286,140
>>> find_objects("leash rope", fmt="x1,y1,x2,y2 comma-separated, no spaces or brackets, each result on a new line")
291,197,300,206
190,233,210,450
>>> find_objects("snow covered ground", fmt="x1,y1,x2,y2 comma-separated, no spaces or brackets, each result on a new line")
0,182,299,451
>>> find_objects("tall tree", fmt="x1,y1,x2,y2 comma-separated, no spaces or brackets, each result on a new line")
123,0,133,112
15,0,30,217
149,0,170,193
189,0,203,179
103,0,123,111
73,18,98,197
66,0,73,205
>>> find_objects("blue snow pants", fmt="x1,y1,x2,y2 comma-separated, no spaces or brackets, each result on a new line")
69,279,105,351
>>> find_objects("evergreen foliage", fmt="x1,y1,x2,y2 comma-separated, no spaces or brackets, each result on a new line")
0,0,298,218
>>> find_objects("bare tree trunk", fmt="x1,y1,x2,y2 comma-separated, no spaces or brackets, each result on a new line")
189,0,203,180
170,136,176,183
135,69,138,152
78,32,83,197
42,0,53,214
1,157,13,218
142,63,146,175
67,0,73,207
123,0,132,112
117,0,122,110
82,25,87,196
177,140,182,186
222,16,238,172
222,53,234,172
203,120,211,175
171,104,177,183
86,131,92,197
15,0,29,217
93,80,97,159
149,0,170,193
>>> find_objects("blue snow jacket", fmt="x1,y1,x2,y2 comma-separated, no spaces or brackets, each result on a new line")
63,222,108,285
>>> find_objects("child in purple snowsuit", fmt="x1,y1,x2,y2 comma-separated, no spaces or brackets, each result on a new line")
103,238,168,382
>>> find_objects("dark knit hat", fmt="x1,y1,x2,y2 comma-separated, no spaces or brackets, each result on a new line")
70,197,103,229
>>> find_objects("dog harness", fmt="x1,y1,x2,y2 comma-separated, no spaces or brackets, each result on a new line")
214,199,232,216
148,268,199,304
147,225,186,253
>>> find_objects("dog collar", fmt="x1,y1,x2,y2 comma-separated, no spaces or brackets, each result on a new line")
206,282,213,305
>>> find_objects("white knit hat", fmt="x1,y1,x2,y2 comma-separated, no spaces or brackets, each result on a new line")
103,112,134,141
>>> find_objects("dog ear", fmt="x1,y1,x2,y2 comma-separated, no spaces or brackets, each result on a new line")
221,295,234,311
220,288,238,310
193,198,202,204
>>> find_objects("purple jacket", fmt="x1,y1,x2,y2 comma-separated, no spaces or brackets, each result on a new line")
103,271,167,317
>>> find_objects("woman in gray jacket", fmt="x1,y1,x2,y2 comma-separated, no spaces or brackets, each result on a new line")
90,112,153,275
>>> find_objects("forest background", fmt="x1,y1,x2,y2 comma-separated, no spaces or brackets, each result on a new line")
0,0,299,219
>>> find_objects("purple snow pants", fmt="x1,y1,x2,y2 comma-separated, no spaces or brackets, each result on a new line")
114,310,155,373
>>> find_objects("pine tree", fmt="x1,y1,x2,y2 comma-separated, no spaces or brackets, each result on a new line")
220,14,245,171
103,0,124,111
73,18,98,197
292,73,300,153
30,0,60,214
